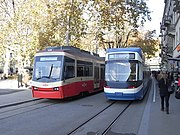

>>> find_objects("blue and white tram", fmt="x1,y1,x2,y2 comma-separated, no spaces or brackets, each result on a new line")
104,47,151,100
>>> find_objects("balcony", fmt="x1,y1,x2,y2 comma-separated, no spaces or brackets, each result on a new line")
164,16,171,26
164,20,171,26
173,6,180,13
160,24,166,30
173,0,180,13
167,24,175,36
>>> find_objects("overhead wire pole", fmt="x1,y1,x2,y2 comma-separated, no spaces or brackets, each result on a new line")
95,28,99,54
66,15,70,46
66,0,74,46
95,4,101,54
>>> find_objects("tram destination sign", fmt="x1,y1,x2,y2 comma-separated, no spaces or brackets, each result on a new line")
40,57,58,61
108,53,135,60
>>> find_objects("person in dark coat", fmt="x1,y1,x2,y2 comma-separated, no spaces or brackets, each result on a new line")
158,71,171,114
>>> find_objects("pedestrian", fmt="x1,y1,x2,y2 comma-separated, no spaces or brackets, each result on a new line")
22,69,31,87
158,71,171,114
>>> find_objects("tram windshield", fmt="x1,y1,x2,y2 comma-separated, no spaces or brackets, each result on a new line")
105,60,138,82
32,56,63,82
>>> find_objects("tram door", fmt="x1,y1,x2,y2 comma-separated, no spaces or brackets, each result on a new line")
94,63,100,89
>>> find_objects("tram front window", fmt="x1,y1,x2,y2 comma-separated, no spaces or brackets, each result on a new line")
105,60,137,82
33,56,63,82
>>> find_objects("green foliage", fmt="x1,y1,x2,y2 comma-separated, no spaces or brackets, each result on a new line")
86,0,151,49
0,0,154,70
129,30,159,58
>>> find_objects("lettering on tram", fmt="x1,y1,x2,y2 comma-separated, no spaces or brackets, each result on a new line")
108,53,135,60
104,47,151,100
31,46,105,99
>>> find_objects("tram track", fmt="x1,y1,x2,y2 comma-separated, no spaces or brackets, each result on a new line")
0,98,42,109
0,98,62,120
67,101,133,135
101,101,132,135
0,92,104,121
0,91,102,110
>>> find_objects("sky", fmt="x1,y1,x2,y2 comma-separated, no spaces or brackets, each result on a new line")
143,0,165,36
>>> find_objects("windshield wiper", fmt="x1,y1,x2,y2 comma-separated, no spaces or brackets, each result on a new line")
48,64,53,78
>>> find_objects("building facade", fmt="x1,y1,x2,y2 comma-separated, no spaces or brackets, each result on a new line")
160,0,180,72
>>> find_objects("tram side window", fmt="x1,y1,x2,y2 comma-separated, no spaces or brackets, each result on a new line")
128,62,136,81
84,62,93,76
131,63,136,79
94,66,99,79
77,60,84,77
77,61,93,77
100,64,105,80
139,63,143,80
64,57,75,79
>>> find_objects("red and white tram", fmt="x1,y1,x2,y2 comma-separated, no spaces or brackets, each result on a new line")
31,46,105,99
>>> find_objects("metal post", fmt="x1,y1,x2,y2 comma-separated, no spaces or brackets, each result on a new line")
66,0,74,46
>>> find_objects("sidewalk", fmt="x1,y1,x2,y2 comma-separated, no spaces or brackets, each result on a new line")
0,78,180,135
147,77,180,135
0,79,35,107
0,79,23,89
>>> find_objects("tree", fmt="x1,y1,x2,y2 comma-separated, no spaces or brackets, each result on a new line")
129,30,159,58
0,0,155,76
83,0,151,50
0,0,17,76
37,0,88,49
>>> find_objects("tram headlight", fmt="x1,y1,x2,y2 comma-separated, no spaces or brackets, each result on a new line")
34,87,38,90
128,85,136,89
53,87,59,91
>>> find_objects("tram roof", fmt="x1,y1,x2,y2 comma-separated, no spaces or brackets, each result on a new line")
106,47,143,57
39,46,104,61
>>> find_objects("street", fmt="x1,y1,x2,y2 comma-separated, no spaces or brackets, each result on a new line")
0,78,180,135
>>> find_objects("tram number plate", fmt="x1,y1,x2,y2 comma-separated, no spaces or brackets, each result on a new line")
115,92,123,96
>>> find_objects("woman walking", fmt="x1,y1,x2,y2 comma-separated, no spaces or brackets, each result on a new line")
158,71,171,114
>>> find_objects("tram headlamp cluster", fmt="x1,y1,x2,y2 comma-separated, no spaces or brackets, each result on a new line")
34,87,38,90
53,87,59,91
128,86,136,89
